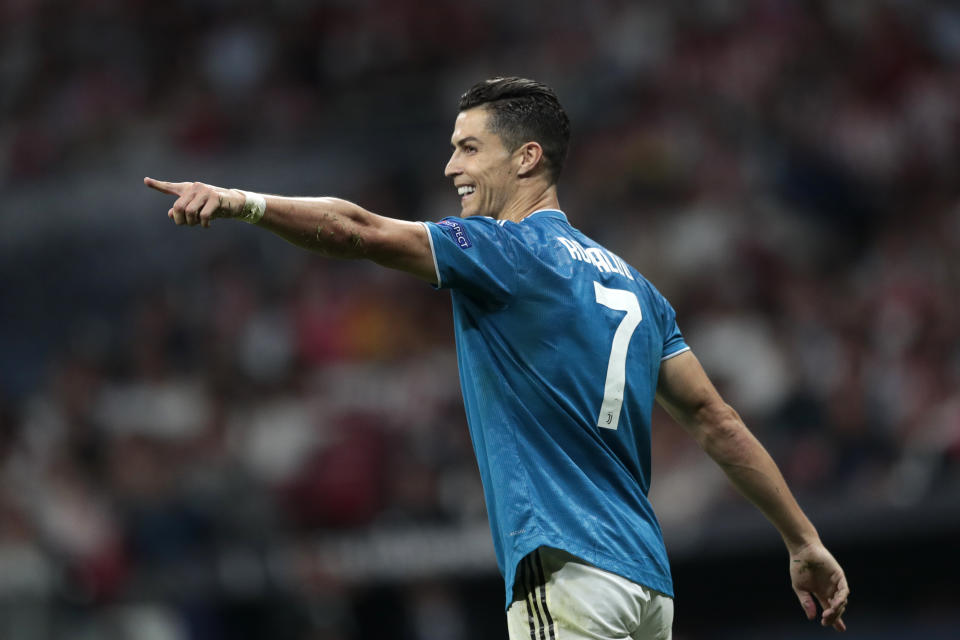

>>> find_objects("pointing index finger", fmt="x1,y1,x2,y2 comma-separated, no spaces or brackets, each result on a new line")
144,177,187,196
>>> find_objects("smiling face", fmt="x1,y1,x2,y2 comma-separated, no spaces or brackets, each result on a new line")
444,107,519,218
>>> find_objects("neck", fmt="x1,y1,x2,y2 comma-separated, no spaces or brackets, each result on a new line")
497,183,560,223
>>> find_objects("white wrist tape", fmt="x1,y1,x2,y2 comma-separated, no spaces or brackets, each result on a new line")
237,190,266,224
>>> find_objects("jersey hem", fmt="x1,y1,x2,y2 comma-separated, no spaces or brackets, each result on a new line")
505,537,674,610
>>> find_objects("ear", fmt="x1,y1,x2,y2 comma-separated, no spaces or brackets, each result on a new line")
515,141,545,178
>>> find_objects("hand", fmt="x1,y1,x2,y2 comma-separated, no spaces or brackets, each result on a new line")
789,542,849,631
144,177,244,228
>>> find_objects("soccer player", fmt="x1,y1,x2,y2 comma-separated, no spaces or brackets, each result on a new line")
145,77,848,639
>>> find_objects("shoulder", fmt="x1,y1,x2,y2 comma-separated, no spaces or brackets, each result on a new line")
426,215,513,249
434,215,512,236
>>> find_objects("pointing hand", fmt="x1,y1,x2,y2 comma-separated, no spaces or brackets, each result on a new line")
144,177,244,228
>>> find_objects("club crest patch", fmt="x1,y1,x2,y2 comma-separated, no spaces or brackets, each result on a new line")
437,219,473,249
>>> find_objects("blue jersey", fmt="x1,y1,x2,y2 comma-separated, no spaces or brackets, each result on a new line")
422,209,690,609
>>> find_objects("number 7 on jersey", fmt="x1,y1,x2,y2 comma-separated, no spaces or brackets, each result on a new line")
594,282,643,430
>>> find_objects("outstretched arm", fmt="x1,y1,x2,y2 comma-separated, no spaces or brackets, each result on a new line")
143,177,437,283
656,351,849,631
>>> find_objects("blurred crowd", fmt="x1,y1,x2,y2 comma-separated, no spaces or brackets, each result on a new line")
2,1,960,638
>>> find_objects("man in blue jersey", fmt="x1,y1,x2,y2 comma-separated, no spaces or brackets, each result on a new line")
145,77,849,639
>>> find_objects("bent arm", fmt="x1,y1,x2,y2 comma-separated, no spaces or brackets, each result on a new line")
143,178,437,284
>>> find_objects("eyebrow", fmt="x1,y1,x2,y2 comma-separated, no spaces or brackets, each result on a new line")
451,136,481,149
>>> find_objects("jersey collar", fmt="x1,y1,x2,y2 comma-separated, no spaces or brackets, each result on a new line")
521,209,568,223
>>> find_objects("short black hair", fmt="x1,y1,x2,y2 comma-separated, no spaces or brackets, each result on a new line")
458,77,570,185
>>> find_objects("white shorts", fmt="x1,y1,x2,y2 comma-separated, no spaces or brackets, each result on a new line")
506,547,673,640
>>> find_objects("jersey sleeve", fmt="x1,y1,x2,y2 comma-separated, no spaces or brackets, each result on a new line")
658,294,690,361
421,216,519,304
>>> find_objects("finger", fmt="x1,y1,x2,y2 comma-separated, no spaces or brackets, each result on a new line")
832,615,846,632
144,177,188,196
831,576,850,607
184,192,209,226
170,207,185,226
172,192,191,216
823,597,846,615
814,591,830,616
199,193,220,227
794,589,817,621
823,596,848,626
822,575,849,624
822,601,846,626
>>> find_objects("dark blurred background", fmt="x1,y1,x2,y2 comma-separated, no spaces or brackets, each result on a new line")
1,1,959,638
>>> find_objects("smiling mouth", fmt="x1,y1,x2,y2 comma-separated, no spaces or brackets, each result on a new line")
457,185,476,197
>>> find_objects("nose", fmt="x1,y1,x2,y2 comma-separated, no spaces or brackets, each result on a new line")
444,152,460,178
